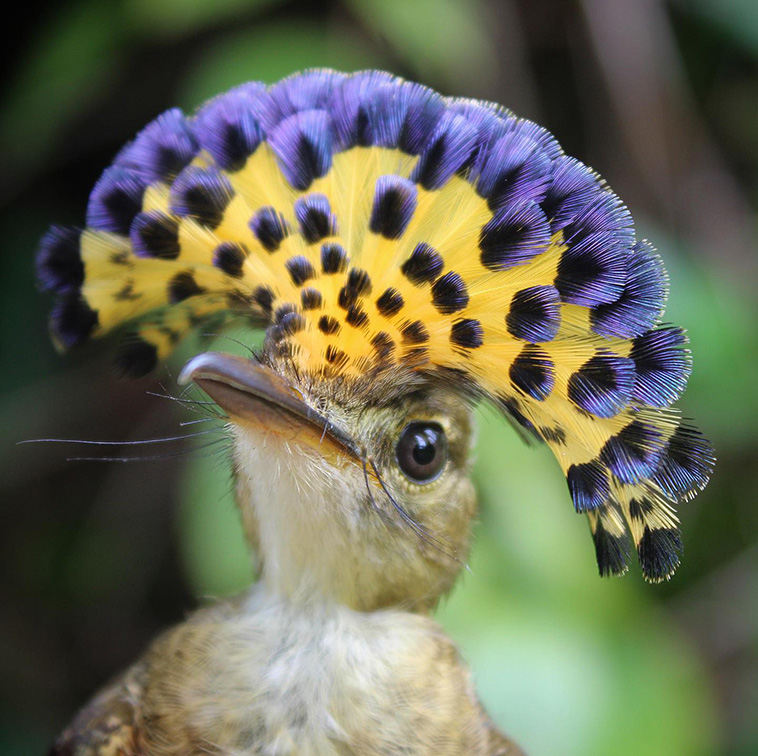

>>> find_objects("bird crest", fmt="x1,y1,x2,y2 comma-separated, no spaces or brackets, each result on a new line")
37,69,714,582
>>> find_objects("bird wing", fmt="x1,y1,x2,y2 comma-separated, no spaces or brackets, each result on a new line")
50,665,146,756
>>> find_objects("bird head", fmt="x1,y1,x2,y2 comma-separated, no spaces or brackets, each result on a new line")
36,70,713,608
180,349,476,611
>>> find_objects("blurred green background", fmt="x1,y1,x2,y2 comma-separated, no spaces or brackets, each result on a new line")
2,0,757,754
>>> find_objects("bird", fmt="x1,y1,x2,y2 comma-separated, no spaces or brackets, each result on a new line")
37,69,714,755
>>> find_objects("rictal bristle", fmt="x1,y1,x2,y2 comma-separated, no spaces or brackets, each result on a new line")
37,69,713,581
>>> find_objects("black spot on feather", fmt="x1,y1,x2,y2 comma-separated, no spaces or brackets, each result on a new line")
372,331,395,359
300,288,323,310
114,337,158,377
346,305,369,329
114,280,141,301
509,344,554,400
431,271,468,314
506,285,561,342
279,311,306,336
567,350,635,418
539,426,566,445
375,288,404,317
401,320,429,344
325,345,348,367
450,318,483,350
338,268,372,308
170,166,233,229
318,315,340,335
168,271,206,304
213,242,247,278
628,497,654,522
401,242,443,285
592,519,629,577
369,175,418,239
285,256,315,286
321,243,348,274
638,527,682,582
274,303,297,324
36,226,83,293
295,194,337,243
131,212,180,260
566,460,609,512
51,295,99,348
249,207,289,252
252,286,274,317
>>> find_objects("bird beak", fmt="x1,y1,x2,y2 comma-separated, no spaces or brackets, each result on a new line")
178,352,361,461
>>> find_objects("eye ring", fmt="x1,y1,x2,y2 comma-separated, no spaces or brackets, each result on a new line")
395,422,448,484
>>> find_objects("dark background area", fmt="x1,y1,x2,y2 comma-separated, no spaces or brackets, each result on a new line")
1,1,757,754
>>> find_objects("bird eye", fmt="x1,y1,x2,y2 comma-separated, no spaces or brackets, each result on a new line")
395,422,448,484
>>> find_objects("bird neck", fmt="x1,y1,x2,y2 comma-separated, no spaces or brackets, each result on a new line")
232,435,463,614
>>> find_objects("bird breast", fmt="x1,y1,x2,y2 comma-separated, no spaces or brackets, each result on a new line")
138,583,493,755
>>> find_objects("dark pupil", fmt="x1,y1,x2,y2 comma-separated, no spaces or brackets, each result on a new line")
412,433,437,466
396,422,448,483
